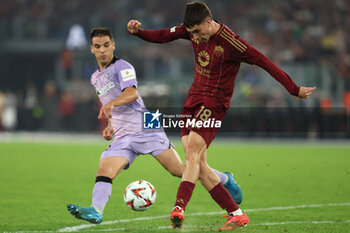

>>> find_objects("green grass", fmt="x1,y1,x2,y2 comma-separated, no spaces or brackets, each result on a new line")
0,141,349,232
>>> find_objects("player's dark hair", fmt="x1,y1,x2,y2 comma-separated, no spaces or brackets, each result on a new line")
183,2,212,28
90,27,114,44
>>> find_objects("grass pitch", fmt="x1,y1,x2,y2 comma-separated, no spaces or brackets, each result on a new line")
0,140,349,232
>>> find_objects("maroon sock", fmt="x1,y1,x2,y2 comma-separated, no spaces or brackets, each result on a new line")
209,183,239,213
174,181,196,210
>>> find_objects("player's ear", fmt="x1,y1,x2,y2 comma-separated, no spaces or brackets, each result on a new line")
205,17,211,25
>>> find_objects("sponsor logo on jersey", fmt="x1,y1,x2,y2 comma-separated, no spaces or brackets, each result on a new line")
96,81,115,97
120,68,136,81
195,64,210,77
198,51,210,67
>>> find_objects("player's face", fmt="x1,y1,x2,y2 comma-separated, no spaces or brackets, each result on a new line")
91,36,115,69
186,18,212,43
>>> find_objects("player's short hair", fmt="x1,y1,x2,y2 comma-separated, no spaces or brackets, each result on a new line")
183,2,212,28
90,27,114,44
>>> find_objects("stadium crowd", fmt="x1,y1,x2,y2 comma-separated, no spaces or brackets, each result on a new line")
0,0,349,135
1,0,349,65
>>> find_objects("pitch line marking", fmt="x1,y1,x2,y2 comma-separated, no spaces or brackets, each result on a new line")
25,220,350,232
9,220,350,233
57,202,350,232
77,220,350,232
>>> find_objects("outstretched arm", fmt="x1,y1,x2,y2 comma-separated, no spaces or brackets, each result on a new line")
127,20,190,43
98,87,138,120
248,48,316,99
227,34,316,98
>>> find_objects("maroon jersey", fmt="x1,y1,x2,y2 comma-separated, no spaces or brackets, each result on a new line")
135,23,300,108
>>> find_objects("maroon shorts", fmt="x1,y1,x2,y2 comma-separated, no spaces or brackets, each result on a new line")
180,94,228,147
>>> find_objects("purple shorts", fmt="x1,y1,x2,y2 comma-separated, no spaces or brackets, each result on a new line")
100,131,172,169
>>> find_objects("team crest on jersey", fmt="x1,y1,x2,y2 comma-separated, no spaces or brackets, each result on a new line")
198,51,210,67
214,45,224,57
105,70,113,80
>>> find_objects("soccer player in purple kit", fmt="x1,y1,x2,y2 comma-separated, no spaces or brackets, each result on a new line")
128,1,316,230
66,27,243,224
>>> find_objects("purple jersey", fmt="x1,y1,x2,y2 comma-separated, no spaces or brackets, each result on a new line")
91,57,147,140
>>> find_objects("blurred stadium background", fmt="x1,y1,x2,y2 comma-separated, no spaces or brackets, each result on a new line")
0,0,349,139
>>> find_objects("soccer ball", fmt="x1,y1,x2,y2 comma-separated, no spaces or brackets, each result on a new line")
124,180,156,211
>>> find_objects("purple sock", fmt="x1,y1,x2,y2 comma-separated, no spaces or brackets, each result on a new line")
212,169,228,184
91,182,112,213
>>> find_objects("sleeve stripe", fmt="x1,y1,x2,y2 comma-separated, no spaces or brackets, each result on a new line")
220,32,245,53
220,30,247,53
217,24,225,35
223,29,247,50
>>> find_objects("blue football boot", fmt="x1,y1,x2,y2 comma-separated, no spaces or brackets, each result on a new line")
67,204,102,224
223,172,243,204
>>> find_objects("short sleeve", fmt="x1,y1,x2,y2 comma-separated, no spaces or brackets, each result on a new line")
115,61,138,91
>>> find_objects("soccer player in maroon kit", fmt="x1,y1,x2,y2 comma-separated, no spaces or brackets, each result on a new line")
128,2,315,230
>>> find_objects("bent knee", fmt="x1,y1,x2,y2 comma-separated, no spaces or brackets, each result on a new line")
185,150,202,163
